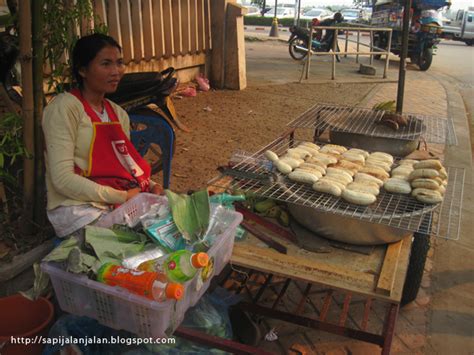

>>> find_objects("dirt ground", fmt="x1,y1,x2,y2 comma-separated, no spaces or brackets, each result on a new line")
160,81,375,193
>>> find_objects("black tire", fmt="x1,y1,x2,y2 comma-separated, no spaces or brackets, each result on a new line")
418,48,433,71
289,37,308,61
465,40,474,46
401,228,431,306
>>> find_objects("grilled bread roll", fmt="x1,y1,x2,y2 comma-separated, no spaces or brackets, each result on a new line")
264,150,279,162
413,159,443,170
313,180,343,197
275,160,292,174
412,188,443,204
384,178,412,194
293,167,323,179
341,153,365,165
297,146,320,157
287,148,311,159
347,182,380,196
369,152,394,164
354,173,384,187
347,148,369,159
331,160,361,174
399,159,418,166
307,155,338,166
411,178,440,190
299,163,326,175
408,169,440,181
320,177,347,190
360,166,390,181
342,189,377,206
365,161,391,172
320,144,347,154
326,167,354,183
288,170,320,184
280,157,303,169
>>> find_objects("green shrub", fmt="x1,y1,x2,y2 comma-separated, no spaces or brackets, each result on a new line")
244,16,312,27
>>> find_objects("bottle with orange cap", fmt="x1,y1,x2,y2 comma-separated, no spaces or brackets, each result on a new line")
138,250,209,283
96,263,184,302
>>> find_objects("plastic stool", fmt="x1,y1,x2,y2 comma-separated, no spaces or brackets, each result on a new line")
129,113,175,189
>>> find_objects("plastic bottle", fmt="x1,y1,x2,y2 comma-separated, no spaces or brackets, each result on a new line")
138,250,209,283
96,263,184,302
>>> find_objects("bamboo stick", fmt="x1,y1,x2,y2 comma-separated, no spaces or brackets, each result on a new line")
19,0,34,233
32,0,46,227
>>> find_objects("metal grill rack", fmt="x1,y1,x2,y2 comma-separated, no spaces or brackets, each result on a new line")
210,137,465,241
287,103,458,145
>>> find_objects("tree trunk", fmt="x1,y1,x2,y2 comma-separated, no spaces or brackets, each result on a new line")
32,0,46,227
19,0,34,234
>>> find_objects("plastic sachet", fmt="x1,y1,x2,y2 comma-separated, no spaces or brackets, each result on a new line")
139,203,169,229
144,215,187,252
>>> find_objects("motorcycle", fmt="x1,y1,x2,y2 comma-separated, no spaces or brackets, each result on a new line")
288,25,341,62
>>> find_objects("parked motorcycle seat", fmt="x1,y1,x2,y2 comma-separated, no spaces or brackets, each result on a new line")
106,68,177,105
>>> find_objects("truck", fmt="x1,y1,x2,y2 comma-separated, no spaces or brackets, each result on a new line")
441,8,474,46
372,0,449,71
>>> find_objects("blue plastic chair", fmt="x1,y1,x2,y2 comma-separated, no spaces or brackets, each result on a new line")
129,113,175,189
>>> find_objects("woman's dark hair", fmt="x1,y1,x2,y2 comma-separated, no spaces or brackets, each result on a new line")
71,33,121,86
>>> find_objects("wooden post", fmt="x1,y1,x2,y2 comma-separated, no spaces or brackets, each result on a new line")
210,0,228,89
19,0,34,233
369,30,373,65
344,30,348,58
32,0,46,227
332,28,337,80
305,26,313,80
224,3,247,89
383,30,392,79
356,30,360,63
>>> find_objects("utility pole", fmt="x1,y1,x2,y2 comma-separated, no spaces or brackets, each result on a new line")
396,0,412,113
269,0,279,37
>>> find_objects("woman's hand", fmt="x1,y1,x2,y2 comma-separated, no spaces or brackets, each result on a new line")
151,184,164,195
126,187,141,201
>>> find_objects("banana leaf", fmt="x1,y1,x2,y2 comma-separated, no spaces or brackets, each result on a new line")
165,189,210,242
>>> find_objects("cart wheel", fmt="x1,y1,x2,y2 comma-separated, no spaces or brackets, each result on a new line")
417,48,433,71
401,230,431,306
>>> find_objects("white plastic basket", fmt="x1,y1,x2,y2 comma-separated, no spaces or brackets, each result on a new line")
42,193,242,338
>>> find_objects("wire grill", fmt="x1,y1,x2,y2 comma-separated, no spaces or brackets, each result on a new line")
287,103,458,145
210,138,465,240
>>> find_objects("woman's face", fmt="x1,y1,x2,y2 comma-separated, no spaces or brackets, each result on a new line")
79,45,125,94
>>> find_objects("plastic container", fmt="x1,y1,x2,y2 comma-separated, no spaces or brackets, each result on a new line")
42,193,242,338
0,295,54,355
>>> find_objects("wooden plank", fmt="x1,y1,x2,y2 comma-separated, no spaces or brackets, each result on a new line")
180,0,190,55
390,234,413,302
130,0,144,63
151,0,165,59
189,0,198,54
119,0,134,64
162,0,174,58
172,0,182,56
376,239,403,296
196,0,204,53
204,0,211,51
107,0,122,44
142,0,154,60
232,240,376,292
93,0,108,27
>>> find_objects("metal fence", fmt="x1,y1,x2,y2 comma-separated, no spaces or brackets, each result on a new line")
302,26,393,80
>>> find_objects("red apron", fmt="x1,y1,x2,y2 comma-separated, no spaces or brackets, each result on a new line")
71,89,151,192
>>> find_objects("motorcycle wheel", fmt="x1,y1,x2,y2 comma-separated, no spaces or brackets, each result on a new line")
418,48,433,71
289,37,308,61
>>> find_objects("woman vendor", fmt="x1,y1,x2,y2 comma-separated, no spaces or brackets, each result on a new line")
42,33,163,238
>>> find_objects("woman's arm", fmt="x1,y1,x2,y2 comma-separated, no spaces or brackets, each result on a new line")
43,96,128,204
